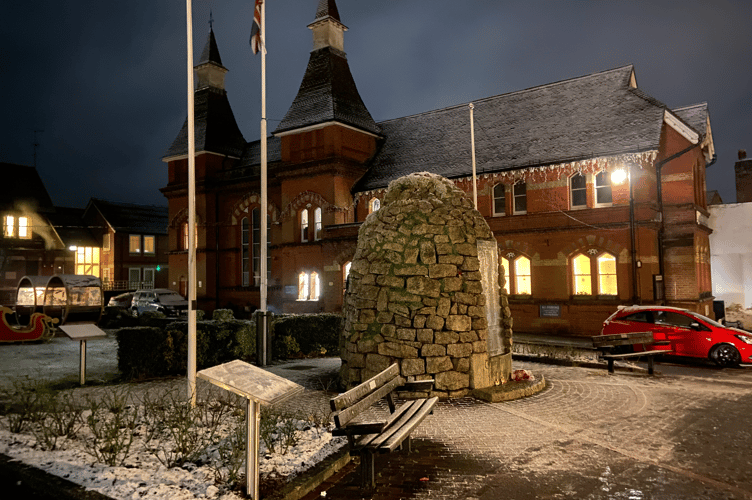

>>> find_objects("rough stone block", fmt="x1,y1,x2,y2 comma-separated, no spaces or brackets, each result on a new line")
465,281,483,294
376,275,406,288
378,342,419,358
406,276,441,297
395,314,412,327
422,297,439,307
429,264,458,278
417,329,434,343
359,309,376,324
467,305,485,318
455,243,478,256
394,264,429,276
413,315,427,328
461,256,480,271
401,358,425,377
460,330,479,343
453,357,470,373
365,353,392,374
420,241,437,264
435,370,469,391
471,318,488,330
435,243,454,255
447,342,474,358
421,343,445,357
434,330,460,344
455,292,476,305
388,303,410,317
426,356,454,373
437,298,451,317
426,315,445,331
381,324,396,337
396,328,417,341
438,255,464,265
369,262,392,275
446,315,472,331
377,311,394,323
442,276,463,292
403,246,419,264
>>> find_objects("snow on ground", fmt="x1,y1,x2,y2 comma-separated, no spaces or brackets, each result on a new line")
724,304,752,330
0,410,346,499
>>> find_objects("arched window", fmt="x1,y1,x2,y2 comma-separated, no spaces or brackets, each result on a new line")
513,181,527,214
594,170,612,206
343,261,352,295
572,251,618,296
298,271,320,301
570,173,587,208
314,207,322,241
500,252,532,296
369,198,381,213
240,208,271,287
300,209,309,242
492,184,505,216
181,222,189,250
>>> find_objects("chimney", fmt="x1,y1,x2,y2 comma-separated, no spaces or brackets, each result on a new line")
735,149,752,203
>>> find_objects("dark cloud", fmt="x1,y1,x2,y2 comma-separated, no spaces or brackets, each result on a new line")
2,0,750,207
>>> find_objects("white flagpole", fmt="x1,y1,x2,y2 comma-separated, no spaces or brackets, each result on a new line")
185,0,197,406
259,0,269,366
469,103,478,209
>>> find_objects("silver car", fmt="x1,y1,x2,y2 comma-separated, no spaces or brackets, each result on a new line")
130,289,188,317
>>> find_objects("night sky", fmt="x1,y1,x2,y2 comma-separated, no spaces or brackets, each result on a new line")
2,0,751,208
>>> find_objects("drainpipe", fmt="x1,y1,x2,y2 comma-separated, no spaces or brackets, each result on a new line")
655,142,703,298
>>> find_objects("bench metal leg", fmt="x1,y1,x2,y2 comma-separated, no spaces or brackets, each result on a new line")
607,358,615,373
647,356,655,375
361,451,376,490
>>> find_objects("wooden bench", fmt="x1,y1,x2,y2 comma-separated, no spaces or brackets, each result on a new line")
330,364,438,490
592,332,672,375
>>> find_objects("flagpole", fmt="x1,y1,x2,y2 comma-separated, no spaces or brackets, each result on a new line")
259,0,269,366
185,0,197,406
469,103,478,209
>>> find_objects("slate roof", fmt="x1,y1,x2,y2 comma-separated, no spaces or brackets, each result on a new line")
673,102,709,137
237,136,282,174
274,46,380,136
314,0,341,23
0,163,55,213
198,28,224,68
353,65,680,193
88,199,168,235
48,207,97,247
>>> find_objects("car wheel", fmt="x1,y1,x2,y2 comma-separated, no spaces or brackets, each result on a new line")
710,344,741,367
131,308,139,318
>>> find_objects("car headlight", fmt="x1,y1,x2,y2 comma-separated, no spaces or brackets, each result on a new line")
735,334,752,345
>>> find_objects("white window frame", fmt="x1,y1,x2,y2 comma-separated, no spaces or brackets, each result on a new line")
369,198,381,213
513,181,527,215
128,268,141,289
300,209,309,242
314,207,322,241
143,235,155,255
143,268,156,288
594,170,613,207
129,234,141,254
570,173,588,209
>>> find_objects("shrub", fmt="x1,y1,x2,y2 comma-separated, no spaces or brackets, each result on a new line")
271,313,343,358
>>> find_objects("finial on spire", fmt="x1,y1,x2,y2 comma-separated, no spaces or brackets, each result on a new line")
209,10,214,30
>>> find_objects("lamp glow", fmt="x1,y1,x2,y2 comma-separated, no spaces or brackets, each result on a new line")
611,169,628,185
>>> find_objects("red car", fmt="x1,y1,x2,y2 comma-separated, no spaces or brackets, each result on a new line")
600,305,752,367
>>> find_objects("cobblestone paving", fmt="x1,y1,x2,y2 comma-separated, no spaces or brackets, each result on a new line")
304,361,752,499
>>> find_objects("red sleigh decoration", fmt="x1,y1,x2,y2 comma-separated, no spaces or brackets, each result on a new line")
0,306,58,343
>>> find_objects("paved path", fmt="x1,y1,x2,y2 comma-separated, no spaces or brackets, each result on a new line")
304,361,752,499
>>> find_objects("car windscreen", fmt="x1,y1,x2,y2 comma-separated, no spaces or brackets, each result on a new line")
157,292,187,305
688,311,724,328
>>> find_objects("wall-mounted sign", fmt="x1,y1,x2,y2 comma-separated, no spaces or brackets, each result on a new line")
539,304,561,318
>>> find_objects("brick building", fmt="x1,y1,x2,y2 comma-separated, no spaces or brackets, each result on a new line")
161,0,716,335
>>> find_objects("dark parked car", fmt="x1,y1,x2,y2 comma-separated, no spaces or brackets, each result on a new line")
600,305,752,367
130,289,188,318
107,292,135,309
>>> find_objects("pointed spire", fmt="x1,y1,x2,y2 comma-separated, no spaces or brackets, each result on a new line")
314,0,341,23
198,26,224,67
195,21,228,91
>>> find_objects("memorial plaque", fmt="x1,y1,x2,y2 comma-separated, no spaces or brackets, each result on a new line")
197,359,304,405
59,323,107,340
539,304,562,318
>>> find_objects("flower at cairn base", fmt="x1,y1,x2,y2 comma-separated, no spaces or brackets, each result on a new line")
512,369,535,382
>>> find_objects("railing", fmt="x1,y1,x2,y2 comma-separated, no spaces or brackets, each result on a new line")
102,281,154,291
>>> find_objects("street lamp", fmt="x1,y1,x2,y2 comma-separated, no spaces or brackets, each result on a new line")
611,165,639,304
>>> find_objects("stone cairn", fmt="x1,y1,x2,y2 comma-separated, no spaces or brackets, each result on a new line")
341,172,513,398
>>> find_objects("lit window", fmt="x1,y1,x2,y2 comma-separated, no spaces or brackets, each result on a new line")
597,253,617,295
492,184,505,216
514,256,531,294
181,223,189,250
300,209,309,242
343,261,352,295
572,251,618,296
513,182,527,214
18,217,30,239
501,254,531,295
4,215,14,237
570,173,587,208
314,207,322,241
129,235,141,254
595,171,612,205
369,198,381,213
572,254,592,295
297,271,320,301
75,247,100,277
144,235,155,255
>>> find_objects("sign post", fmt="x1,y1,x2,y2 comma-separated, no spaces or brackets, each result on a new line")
59,324,107,385
198,360,304,499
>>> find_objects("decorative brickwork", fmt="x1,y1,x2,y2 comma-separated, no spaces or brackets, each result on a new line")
341,172,513,398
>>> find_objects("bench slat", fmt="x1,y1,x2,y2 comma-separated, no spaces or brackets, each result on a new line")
334,375,404,428
351,400,421,451
377,397,438,453
331,364,400,412
593,332,654,347
360,399,424,450
602,349,671,359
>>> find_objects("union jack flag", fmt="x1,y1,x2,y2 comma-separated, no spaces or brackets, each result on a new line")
250,0,263,54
